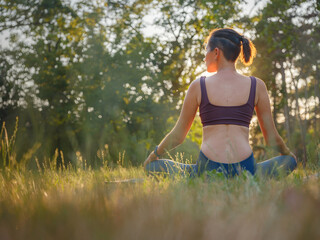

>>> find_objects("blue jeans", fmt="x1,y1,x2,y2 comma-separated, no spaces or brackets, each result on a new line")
145,150,297,179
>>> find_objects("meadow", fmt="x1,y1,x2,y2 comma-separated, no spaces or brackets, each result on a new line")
1,1,319,239
0,160,319,240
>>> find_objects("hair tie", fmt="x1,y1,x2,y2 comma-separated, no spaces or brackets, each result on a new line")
239,35,244,42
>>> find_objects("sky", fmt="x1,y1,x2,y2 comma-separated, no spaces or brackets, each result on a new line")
142,0,268,38
0,0,268,48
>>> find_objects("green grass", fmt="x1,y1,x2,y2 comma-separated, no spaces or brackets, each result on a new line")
0,163,319,240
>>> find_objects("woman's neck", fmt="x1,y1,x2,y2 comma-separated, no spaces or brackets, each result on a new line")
216,60,237,74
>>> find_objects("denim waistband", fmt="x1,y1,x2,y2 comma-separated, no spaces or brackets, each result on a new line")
197,150,256,177
199,150,254,164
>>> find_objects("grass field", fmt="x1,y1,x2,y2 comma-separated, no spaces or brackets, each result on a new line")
0,162,320,240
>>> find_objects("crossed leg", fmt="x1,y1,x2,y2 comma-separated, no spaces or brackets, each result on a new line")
145,159,198,179
255,155,297,178
144,155,297,179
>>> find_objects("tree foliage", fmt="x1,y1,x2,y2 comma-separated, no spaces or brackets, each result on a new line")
0,0,318,167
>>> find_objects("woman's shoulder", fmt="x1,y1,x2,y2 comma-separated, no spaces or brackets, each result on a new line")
250,75,264,84
250,76,270,107
246,75,266,93
189,77,202,89
187,77,203,105
192,76,203,83
251,76,268,92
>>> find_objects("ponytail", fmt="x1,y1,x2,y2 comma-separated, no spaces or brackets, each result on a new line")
204,28,257,66
239,36,256,66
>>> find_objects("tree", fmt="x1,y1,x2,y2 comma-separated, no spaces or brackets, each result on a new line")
248,0,319,165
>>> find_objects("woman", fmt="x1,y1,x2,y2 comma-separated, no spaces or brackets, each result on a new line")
143,28,297,179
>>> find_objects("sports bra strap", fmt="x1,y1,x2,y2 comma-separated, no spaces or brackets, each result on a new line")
200,75,256,108
248,76,256,108
200,76,209,105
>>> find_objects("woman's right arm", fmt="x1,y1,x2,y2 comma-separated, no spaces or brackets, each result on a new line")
143,78,200,168
255,78,297,161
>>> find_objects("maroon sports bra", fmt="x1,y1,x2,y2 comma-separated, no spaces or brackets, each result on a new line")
199,76,256,128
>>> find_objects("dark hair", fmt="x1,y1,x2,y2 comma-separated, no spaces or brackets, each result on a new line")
204,28,256,66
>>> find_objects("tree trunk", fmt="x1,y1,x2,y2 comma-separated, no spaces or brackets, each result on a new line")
290,68,308,167
280,62,291,146
314,65,320,133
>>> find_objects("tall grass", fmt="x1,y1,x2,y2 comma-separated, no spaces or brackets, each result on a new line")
0,117,18,169
0,120,319,239
0,159,319,239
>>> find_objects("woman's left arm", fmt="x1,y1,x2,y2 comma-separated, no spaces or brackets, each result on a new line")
144,79,200,168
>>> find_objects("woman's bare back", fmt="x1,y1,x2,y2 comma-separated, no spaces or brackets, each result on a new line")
199,72,258,163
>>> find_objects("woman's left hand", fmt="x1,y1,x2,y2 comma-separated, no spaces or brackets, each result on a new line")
143,152,158,169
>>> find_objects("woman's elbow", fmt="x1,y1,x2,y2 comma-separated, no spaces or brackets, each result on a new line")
170,129,185,145
173,133,184,145
177,136,185,145
265,130,281,146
